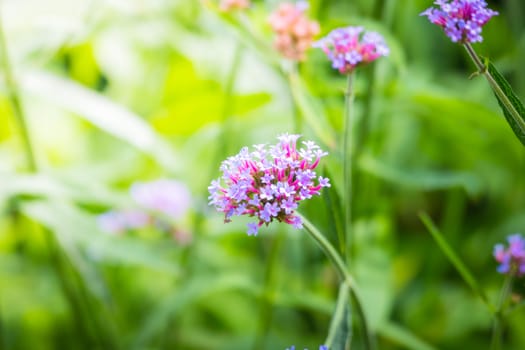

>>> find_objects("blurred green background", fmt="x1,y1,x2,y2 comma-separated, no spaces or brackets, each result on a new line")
1,0,524,349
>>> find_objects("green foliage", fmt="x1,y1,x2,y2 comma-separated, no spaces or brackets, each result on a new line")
1,0,525,349
485,59,525,146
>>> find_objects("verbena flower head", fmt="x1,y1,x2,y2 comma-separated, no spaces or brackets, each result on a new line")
208,134,330,236
268,1,320,61
286,346,328,350
494,234,525,276
219,0,250,12
130,179,191,219
98,179,192,244
313,26,389,74
420,0,498,43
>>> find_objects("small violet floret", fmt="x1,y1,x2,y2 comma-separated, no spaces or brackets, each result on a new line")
313,26,389,74
208,134,330,236
420,0,498,43
286,346,328,350
493,234,525,276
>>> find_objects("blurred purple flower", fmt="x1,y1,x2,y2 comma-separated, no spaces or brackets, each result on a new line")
313,26,389,74
130,179,191,219
98,210,150,235
494,234,525,276
286,346,328,350
208,133,330,236
420,0,498,43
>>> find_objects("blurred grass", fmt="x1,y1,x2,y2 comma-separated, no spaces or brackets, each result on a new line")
0,0,524,349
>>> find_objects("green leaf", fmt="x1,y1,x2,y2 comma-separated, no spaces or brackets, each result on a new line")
325,283,352,350
20,71,178,170
0,172,123,206
419,212,495,314
484,60,525,146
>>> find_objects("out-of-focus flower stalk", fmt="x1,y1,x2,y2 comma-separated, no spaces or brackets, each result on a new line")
314,26,388,260
0,8,36,172
219,42,243,160
343,73,355,263
491,273,513,350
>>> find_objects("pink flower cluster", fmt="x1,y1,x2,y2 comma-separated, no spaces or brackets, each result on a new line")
208,134,330,236
494,234,525,276
219,0,250,12
421,0,498,43
313,26,389,74
268,2,320,61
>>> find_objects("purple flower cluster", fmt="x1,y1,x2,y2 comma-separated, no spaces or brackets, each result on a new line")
286,346,328,350
98,179,192,241
98,210,151,234
420,0,498,43
313,26,389,74
208,134,330,236
131,179,191,219
494,234,525,276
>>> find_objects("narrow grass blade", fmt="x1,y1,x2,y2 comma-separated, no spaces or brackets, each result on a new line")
419,212,495,314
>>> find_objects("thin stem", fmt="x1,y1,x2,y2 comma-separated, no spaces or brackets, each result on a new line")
463,43,525,135
285,67,335,149
491,274,514,350
343,73,355,263
219,41,243,157
300,214,374,350
0,6,37,172
283,61,302,133
300,214,353,284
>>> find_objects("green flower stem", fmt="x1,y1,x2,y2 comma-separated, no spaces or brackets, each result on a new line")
0,8,37,172
282,61,302,133
219,41,243,157
491,274,514,350
343,73,355,263
463,43,525,135
300,214,374,350
286,66,336,149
